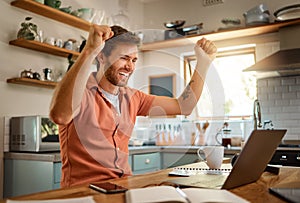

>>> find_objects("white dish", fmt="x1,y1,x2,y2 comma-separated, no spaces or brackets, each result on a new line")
274,4,300,21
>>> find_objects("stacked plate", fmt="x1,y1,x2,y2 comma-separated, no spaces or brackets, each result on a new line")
274,4,300,21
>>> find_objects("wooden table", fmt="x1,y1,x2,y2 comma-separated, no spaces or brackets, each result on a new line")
2,163,300,203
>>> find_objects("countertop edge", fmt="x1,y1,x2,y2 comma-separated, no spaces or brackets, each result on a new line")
4,146,241,162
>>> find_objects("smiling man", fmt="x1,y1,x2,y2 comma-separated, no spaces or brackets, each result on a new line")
49,25,216,187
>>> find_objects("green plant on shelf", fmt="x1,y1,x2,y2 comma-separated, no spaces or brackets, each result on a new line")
17,17,38,40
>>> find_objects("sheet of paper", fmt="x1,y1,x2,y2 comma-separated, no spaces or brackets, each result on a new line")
183,188,250,203
6,196,95,203
125,186,186,203
125,186,250,203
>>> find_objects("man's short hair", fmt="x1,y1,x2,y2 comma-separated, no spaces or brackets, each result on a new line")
101,25,141,57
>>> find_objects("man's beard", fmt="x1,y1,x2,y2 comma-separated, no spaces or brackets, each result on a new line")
104,66,129,87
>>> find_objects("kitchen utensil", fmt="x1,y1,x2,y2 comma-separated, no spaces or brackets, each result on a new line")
32,72,41,80
243,4,270,26
202,121,209,133
43,68,52,81
274,4,300,21
164,23,202,39
164,20,185,29
45,37,55,46
55,38,63,48
64,40,73,50
20,69,33,78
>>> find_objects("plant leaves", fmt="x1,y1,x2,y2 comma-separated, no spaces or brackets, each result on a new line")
25,17,32,21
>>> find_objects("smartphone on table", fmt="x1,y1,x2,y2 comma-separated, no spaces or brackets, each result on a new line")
89,182,128,194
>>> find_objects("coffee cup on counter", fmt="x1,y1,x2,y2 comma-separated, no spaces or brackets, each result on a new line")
197,146,224,169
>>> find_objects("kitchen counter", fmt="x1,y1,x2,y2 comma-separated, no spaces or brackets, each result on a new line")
4,152,61,162
2,162,299,203
5,145,299,163
4,146,241,162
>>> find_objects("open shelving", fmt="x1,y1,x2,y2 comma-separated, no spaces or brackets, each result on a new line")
7,77,57,89
8,0,300,89
11,0,91,31
9,38,80,57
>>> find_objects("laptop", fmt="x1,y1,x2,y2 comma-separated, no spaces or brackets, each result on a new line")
169,129,287,190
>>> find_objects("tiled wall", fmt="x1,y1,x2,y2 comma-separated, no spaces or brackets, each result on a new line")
257,75,300,140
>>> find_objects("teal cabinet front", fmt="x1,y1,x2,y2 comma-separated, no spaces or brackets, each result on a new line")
4,159,61,198
132,152,161,174
161,152,199,168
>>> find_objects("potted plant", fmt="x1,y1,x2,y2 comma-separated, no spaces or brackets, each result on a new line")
17,17,38,40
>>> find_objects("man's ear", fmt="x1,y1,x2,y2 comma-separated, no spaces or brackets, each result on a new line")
97,52,105,64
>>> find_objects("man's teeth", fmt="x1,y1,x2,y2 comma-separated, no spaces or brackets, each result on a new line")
120,72,129,77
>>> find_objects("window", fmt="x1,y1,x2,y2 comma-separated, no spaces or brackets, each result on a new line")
184,44,256,119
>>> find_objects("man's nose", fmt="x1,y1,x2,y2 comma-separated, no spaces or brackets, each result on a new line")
125,60,135,71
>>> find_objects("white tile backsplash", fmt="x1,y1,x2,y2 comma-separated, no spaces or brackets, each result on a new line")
257,75,300,140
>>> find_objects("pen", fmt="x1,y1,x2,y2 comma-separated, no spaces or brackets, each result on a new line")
175,187,192,203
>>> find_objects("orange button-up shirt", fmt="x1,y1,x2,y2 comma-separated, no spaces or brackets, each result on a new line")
59,73,155,187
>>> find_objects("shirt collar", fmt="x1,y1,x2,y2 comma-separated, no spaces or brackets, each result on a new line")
86,72,126,97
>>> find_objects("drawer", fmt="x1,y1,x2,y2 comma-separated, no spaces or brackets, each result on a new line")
133,152,160,171
162,153,198,168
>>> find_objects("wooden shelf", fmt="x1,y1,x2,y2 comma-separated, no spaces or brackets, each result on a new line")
9,38,80,57
11,0,91,31
140,19,300,51
7,77,57,89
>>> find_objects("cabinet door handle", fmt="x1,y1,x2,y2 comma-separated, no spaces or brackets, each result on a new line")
145,158,150,164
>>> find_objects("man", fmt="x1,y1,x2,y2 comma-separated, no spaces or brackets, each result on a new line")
49,25,217,187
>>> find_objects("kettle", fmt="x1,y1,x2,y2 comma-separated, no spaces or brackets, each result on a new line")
243,4,270,26
20,69,33,79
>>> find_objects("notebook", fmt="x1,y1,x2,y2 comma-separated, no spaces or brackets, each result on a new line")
168,129,287,190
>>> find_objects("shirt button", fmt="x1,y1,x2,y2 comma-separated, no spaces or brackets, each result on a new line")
117,147,120,151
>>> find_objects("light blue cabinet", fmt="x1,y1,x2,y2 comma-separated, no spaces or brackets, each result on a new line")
132,152,161,174
161,152,199,169
4,159,61,198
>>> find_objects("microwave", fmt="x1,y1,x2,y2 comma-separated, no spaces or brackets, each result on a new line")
10,116,60,152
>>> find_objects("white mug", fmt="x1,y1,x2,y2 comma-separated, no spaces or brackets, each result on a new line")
55,38,63,48
45,37,55,46
197,146,224,169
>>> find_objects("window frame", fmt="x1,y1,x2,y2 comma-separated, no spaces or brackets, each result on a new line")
183,46,256,121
